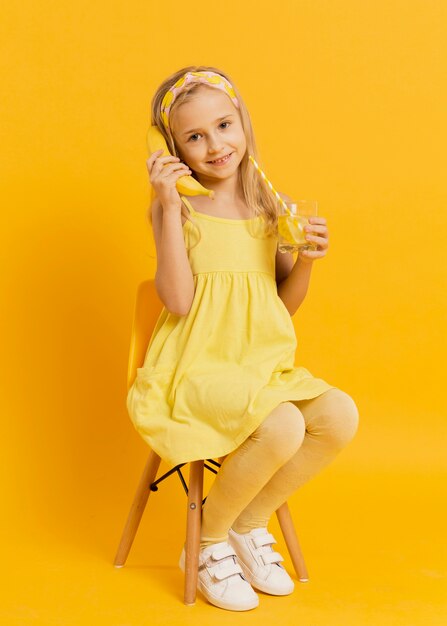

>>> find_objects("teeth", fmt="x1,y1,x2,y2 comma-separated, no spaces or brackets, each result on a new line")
210,154,231,164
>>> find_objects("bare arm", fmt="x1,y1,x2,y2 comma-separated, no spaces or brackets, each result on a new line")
146,148,195,316
152,197,195,316
277,257,313,316
275,191,317,317
278,214,329,316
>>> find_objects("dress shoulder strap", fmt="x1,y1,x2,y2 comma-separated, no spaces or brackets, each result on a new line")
180,196,197,215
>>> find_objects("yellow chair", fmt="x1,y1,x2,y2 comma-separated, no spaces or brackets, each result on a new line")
114,279,310,606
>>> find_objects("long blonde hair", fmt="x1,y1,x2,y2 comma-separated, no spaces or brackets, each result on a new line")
146,65,280,250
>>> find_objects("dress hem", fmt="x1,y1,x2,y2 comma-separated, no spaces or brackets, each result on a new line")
140,382,338,472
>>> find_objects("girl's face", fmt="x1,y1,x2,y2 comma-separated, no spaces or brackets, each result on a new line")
170,87,247,183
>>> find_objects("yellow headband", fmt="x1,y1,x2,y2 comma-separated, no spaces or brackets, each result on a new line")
160,71,239,131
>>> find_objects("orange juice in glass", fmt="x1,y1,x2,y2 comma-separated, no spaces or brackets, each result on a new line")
277,200,318,254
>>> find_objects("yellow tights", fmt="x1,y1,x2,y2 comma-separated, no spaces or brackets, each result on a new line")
199,388,359,550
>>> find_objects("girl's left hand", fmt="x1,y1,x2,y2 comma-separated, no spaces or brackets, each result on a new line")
298,216,329,263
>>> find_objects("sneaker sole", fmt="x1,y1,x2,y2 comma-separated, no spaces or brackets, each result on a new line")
238,559,295,596
178,549,259,611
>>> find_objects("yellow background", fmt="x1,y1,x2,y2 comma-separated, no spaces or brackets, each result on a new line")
1,0,446,623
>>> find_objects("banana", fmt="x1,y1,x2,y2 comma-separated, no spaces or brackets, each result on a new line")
147,125,214,199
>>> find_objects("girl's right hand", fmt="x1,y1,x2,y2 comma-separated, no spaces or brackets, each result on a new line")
146,149,192,211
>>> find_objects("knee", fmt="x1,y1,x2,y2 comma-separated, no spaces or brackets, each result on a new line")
255,401,306,462
311,389,360,451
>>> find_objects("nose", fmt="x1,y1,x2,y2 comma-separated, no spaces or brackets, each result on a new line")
207,131,224,154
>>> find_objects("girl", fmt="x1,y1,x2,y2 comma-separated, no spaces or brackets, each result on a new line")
127,65,359,612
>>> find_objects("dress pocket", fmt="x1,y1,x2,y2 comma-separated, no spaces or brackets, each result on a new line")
135,365,175,391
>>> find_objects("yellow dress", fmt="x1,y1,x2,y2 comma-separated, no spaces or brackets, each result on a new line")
127,196,337,471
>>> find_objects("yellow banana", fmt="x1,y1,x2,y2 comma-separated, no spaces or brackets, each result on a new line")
146,125,214,199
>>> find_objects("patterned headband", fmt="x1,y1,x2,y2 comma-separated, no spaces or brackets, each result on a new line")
160,70,240,131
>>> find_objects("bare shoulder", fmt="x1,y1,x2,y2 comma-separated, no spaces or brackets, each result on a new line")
275,191,295,284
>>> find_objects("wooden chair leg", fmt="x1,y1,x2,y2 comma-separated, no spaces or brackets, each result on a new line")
276,501,309,582
184,460,204,606
114,449,161,567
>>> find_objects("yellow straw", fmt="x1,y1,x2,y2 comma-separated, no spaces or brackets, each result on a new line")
248,155,292,216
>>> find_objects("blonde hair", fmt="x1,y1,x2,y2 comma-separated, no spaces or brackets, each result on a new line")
146,65,280,254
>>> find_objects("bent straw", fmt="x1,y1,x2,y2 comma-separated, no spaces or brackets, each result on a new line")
248,155,293,216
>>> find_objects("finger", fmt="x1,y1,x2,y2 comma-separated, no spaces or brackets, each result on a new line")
175,168,192,177
152,161,188,178
163,169,192,184
310,230,327,239
157,155,182,164
147,154,180,170
159,164,192,179
146,149,163,167
307,217,326,226
304,224,327,235
161,163,191,174
301,248,324,259
306,225,326,236
146,155,159,173
305,236,329,249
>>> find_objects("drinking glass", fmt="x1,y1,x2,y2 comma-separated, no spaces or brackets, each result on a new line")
277,200,318,254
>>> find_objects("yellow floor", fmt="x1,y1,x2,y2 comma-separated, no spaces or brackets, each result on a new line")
3,462,446,625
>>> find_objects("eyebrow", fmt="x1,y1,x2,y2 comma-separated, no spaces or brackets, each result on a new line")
182,114,235,136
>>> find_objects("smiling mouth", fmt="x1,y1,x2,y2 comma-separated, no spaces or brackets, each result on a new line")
207,153,233,164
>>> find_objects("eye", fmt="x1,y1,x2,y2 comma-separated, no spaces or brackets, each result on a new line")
188,121,231,142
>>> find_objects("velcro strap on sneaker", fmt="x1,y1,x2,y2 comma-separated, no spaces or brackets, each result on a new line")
261,551,284,565
213,562,244,580
253,533,276,548
211,544,237,561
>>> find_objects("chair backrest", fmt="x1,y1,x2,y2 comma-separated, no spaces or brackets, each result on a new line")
127,279,164,390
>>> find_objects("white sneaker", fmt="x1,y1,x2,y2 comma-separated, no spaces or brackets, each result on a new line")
178,541,259,611
228,527,295,595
